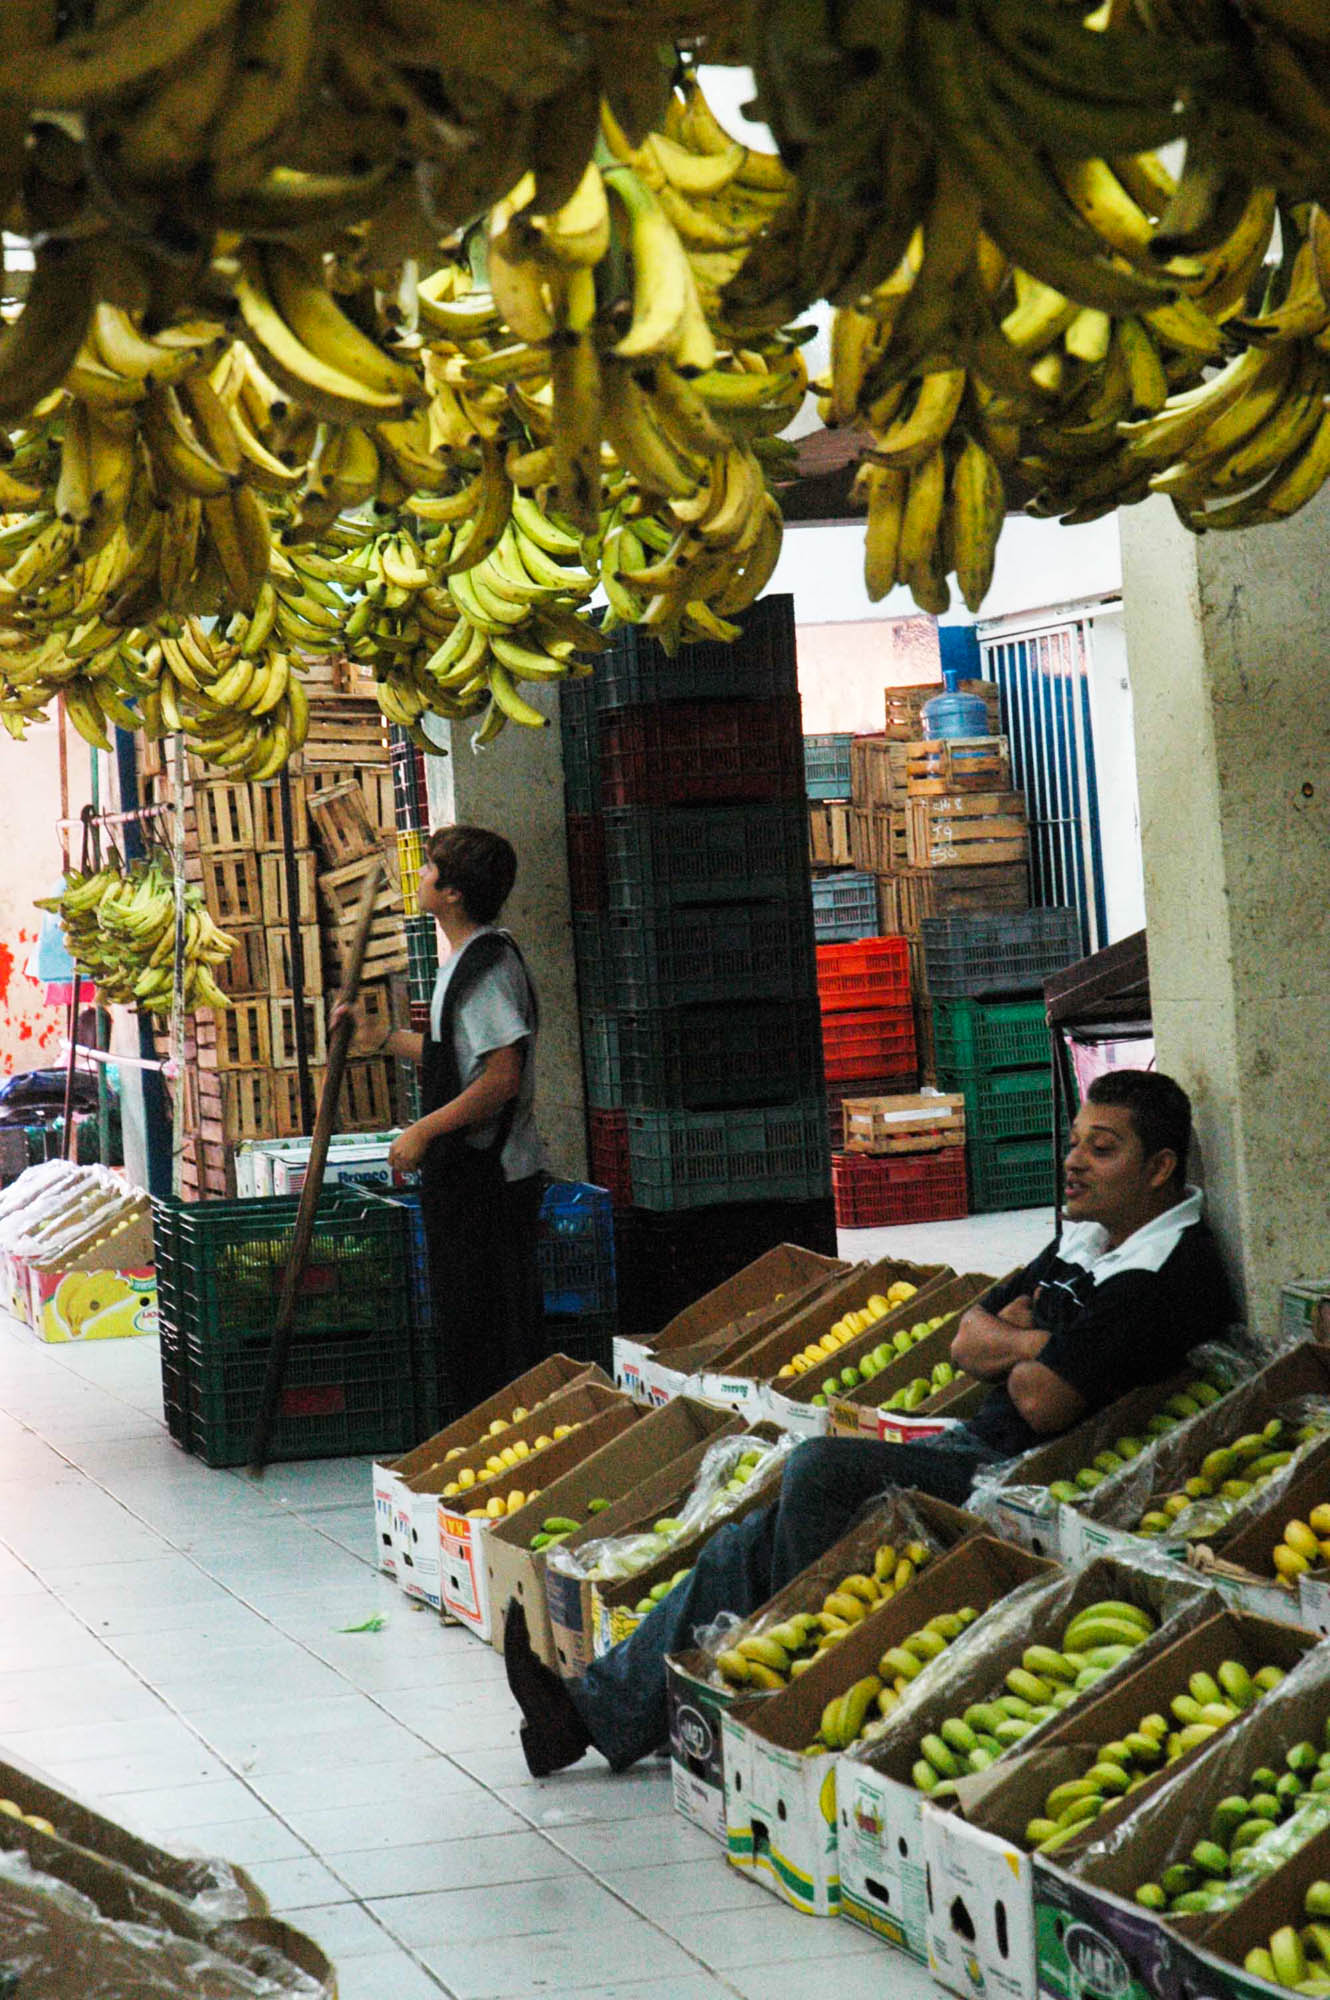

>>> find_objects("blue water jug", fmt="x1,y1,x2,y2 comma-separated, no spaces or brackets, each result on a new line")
921,665,988,741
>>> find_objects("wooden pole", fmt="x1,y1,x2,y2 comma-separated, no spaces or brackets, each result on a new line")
246,857,383,1475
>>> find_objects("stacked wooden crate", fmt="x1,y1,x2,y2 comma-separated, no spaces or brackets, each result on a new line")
859,683,1030,1083
140,662,403,1197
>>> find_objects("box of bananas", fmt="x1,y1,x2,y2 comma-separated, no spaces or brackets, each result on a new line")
905,1609,1312,2000
1064,1345,1330,1576
630,1242,851,1408
34,856,236,1017
722,1534,1053,1918
974,1350,1249,1559
1188,1822,1330,2000
834,1555,1213,1960
665,1488,980,1842
1212,1437,1330,1633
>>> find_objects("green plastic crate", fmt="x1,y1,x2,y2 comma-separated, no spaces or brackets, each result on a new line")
182,1323,418,1469
932,997,1049,1073
938,1063,1053,1143
968,1134,1057,1214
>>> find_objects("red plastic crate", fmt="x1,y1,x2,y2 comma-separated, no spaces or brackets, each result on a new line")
566,813,606,911
409,1001,430,1034
588,1109,632,1208
598,698,803,807
817,935,911,1012
820,1005,917,1084
832,1148,968,1229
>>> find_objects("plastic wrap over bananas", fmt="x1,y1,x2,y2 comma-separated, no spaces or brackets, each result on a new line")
0,2,1327,751
34,856,236,1016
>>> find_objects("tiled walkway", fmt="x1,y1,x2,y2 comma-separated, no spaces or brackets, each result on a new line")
0,1210,1053,1998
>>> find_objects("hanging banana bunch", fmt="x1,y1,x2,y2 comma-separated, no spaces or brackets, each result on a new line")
35,856,236,1017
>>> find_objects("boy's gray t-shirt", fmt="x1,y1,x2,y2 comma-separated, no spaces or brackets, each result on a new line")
429,928,545,1182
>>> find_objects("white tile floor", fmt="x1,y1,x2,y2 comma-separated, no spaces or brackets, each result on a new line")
0,1210,1055,1999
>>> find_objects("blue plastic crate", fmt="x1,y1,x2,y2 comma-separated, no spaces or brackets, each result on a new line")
538,1181,616,1317
811,871,881,943
804,733,853,799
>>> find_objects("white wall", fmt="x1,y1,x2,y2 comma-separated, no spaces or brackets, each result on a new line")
1086,606,1147,943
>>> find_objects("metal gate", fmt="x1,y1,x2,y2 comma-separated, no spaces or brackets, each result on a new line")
977,615,1108,957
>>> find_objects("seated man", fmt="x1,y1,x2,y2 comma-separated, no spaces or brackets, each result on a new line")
505,1069,1234,1778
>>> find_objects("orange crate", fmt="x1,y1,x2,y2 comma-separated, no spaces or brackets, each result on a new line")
337,1059,394,1131
251,776,309,850
849,736,910,807
905,736,1011,797
884,681,999,741
196,1000,271,1072
269,996,330,1070
193,782,253,852
842,1092,966,1154
271,1069,310,1139
212,927,268,999
308,780,383,867
260,850,319,925
200,853,262,926
906,792,1028,869
195,1068,271,1144
265,924,322,996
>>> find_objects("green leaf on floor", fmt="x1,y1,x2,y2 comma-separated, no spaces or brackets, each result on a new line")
338,1614,388,1633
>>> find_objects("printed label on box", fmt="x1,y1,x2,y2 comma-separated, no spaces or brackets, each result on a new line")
925,1803,1034,2000
30,1266,157,1343
838,1758,928,1958
440,1509,490,1638
668,1676,729,1845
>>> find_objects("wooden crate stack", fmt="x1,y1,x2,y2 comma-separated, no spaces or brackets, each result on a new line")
857,684,1030,1083
139,666,402,1197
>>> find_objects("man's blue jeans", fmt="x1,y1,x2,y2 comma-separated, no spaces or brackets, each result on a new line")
567,1428,1004,1771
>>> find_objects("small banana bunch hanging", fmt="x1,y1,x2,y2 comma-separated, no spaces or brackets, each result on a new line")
35,858,236,1017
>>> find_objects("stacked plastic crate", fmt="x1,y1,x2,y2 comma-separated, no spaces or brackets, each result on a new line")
924,909,1082,1212
536,1181,617,1372
819,936,938,1228
805,732,879,946
561,597,835,1332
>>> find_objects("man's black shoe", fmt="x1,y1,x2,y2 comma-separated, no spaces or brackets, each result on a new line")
503,1600,592,1777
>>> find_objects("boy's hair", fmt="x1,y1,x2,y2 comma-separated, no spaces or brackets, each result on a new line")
425,825,517,925
1085,1070,1191,1183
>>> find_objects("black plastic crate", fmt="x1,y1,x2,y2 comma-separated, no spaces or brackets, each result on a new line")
617,999,824,1110
604,903,816,1009
151,1199,188,1445
559,676,601,814
590,595,796,712
601,804,808,910
573,914,613,1014
615,1196,838,1335
599,697,804,807
921,908,1082,999
537,1181,616,1317
538,1312,615,1374
182,1322,418,1469
626,1102,830,1211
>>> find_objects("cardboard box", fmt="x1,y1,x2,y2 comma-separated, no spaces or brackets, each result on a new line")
665,1491,983,1844
1065,1342,1330,1573
836,1557,1214,1963
0,1762,332,1997
21,1207,158,1343
927,1609,1316,2000
269,1138,404,1195
546,1425,744,1679
1180,1818,1330,2000
697,1256,951,1416
975,1362,1241,1561
1033,1645,1330,2000
725,1535,1055,1918
589,1425,790,1654
773,1270,995,1439
440,1391,639,1639
484,1397,739,1668
824,1275,999,1438
1206,1431,1330,1629
637,1243,852,1406
612,1332,651,1400
372,1353,607,1580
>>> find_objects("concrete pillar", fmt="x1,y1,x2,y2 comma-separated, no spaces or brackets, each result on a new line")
423,698,586,1180
1119,491,1330,1331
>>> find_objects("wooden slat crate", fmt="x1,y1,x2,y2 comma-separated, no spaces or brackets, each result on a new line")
327,913,408,982
876,875,903,935
895,862,1029,932
352,985,393,1055
884,680,1000,741
906,792,1028,869
271,1068,310,1140
200,853,262,926
359,767,396,836
251,776,310,851
318,849,402,926
269,995,331,1070
303,697,387,767
843,1092,966,1154
195,1000,271,1072
308,780,383,868
809,801,853,869
851,806,909,875
906,736,1012,797
212,927,268,999
265,924,322,995
850,736,911,808
196,1068,272,1144
260,850,319,926
193,782,254,852
337,1060,394,1132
